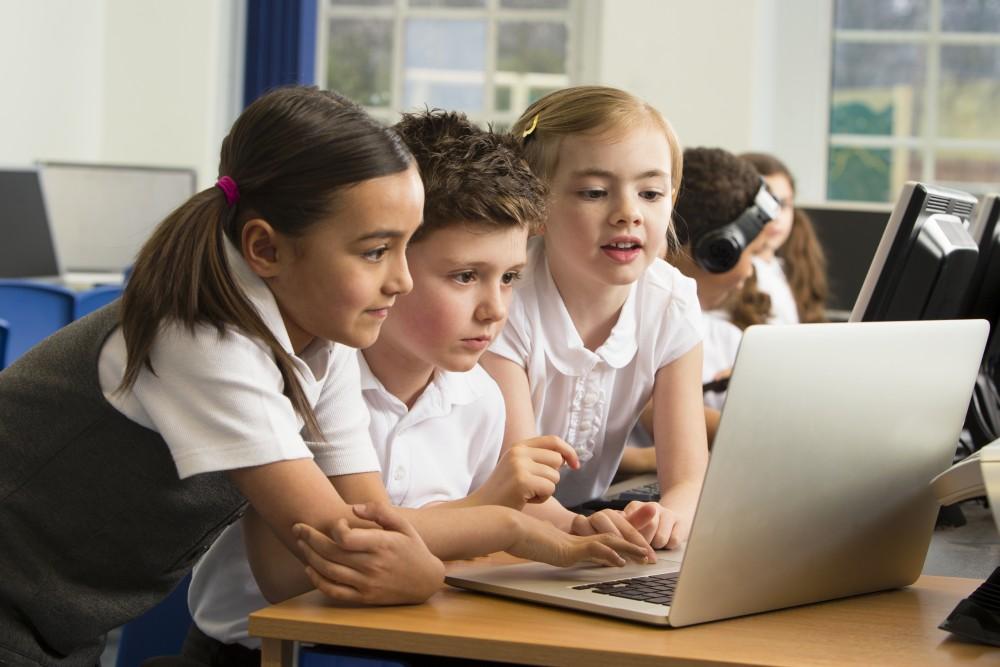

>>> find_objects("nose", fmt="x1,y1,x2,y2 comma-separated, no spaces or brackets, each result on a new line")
383,252,413,297
611,192,642,227
475,283,507,324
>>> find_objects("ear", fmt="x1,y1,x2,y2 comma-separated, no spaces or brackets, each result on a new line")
242,218,282,278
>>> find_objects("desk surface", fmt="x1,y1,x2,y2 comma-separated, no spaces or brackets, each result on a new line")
249,556,993,667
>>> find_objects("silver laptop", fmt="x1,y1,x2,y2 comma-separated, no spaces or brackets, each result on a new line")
447,320,988,626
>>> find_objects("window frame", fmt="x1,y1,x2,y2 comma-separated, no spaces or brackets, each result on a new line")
314,0,584,126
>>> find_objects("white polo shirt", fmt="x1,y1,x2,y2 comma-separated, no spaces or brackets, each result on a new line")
189,354,506,649
97,240,380,479
359,353,505,507
752,255,800,325
490,237,703,507
700,312,743,411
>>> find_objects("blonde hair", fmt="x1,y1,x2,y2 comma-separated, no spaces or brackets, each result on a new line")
511,86,683,200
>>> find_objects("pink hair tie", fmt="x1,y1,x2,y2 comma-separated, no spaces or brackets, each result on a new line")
216,176,240,207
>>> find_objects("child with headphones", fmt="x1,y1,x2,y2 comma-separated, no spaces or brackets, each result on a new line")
727,152,829,328
480,86,708,550
620,147,777,473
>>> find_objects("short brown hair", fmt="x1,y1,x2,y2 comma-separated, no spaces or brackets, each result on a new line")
672,147,760,247
394,109,546,243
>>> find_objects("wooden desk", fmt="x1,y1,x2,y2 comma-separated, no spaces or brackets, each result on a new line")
249,557,991,667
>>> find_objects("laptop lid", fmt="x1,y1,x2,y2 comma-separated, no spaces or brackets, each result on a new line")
38,162,195,273
0,168,62,278
447,320,988,627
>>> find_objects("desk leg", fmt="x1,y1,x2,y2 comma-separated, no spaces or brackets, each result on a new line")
260,638,293,667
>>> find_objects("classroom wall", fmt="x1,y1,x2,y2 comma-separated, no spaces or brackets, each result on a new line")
0,0,244,189
586,0,832,202
1,0,828,199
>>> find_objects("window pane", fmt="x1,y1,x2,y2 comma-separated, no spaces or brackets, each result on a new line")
331,0,394,5
831,43,925,137
494,21,568,113
935,149,1000,185
404,18,487,112
834,0,928,30
942,0,1000,33
327,19,393,107
939,46,1000,141
828,146,921,202
501,0,569,8
409,0,486,7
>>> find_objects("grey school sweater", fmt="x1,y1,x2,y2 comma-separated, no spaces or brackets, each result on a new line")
0,304,246,666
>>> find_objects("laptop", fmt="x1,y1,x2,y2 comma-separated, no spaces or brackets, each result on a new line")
0,168,124,288
447,319,989,627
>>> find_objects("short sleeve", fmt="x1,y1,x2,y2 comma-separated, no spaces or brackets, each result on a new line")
654,267,705,370
132,323,315,479
487,293,531,366
465,375,506,493
310,345,380,477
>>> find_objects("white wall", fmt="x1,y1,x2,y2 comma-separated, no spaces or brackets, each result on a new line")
0,0,106,165
0,0,243,189
582,0,832,202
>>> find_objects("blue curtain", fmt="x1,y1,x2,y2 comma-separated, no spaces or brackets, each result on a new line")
244,0,317,108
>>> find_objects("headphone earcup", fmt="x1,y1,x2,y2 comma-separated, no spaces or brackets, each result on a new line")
694,230,743,274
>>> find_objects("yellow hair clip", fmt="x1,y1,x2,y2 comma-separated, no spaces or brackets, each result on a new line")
522,114,540,139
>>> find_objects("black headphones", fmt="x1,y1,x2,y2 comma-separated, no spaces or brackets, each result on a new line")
692,180,780,273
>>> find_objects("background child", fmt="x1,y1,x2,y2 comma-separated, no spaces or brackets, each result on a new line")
185,110,650,663
481,86,708,550
727,152,829,328
621,147,775,474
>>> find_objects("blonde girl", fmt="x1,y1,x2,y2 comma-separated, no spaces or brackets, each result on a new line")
482,86,709,550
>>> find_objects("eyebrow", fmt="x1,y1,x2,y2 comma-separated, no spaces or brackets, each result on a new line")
442,259,528,271
570,168,669,180
354,228,411,242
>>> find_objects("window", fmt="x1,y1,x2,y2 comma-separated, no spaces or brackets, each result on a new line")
316,0,578,127
829,0,1000,202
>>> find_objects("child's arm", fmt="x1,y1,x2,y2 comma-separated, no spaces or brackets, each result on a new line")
647,343,710,548
229,461,444,605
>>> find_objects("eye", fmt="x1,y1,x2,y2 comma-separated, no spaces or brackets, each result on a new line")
578,188,606,200
453,270,476,285
501,271,522,286
640,190,665,202
362,245,388,262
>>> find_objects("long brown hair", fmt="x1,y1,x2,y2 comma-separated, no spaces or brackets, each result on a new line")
120,86,412,439
739,152,828,324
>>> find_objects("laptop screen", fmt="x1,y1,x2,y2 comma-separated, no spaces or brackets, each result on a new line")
0,169,61,278
38,162,196,273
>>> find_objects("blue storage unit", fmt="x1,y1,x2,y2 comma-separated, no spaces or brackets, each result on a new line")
0,280,75,364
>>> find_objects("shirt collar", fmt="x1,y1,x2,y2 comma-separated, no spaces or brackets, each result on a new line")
534,242,639,374
358,351,483,412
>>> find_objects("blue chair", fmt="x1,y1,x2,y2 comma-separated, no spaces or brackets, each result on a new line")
0,280,75,364
114,574,193,667
75,285,123,319
0,318,9,370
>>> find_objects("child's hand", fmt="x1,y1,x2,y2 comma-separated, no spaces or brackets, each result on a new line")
508,512,650,568
569,507,658,563
624,500,693,550
472,435,579,509
294,502,445,605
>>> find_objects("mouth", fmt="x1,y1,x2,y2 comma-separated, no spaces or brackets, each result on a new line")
601,237,644,263
460,335,493,350
365,304,393,319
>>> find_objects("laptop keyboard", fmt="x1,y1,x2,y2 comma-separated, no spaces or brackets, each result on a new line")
616,481,660,503
572,572,678,606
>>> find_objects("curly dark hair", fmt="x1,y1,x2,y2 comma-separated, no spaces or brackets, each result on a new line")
672,147,760,247
394,109,547,243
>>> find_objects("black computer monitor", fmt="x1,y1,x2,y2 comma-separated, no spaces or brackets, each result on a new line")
0,168,61,278
800,203,892,316
960,194,1000,450
849,182,979,323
